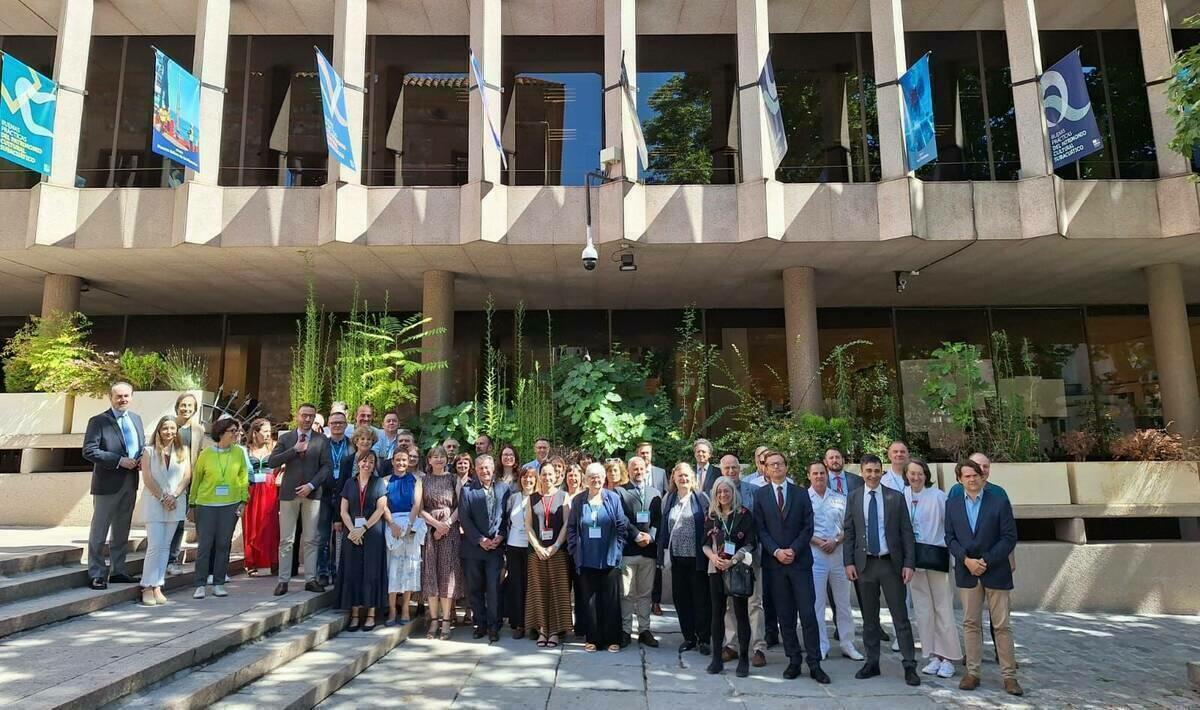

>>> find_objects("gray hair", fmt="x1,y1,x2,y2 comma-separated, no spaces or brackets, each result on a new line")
626,455,647,471
584,462,606,480
475,453,495,468
693,438,713,454
708,475,742,521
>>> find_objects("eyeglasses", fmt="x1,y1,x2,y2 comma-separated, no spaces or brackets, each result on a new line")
766,461,786,468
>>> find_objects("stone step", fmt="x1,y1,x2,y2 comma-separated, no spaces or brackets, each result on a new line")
2,578,333,710
0,555,243,640
109,610,348,710
213,617,428,710
0,559,96,606
0,545,82,576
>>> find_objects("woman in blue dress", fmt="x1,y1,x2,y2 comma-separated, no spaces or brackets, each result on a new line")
336,450,389,631
383,449,423,626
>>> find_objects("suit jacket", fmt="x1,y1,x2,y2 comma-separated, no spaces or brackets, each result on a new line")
267,429,333,501
616,482,662,558
459,481,511,560
945,490,1018,590
648,465,668,494
697,463,721,494
83,409,146,495
752,481,815,571
842,484,915,577
828,470,863,496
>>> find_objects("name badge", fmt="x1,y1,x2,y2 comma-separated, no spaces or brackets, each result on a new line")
354,517,367,528
588,526,602,539
723,541,736,556
250,473,266,484
541,529,554,541
636,510,650,524
214,485,230,497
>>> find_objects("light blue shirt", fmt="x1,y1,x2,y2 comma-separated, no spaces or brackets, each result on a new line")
808,487,846,541
112,408,139,459
862,484,889,556
372,434,399,461
965,489,985,532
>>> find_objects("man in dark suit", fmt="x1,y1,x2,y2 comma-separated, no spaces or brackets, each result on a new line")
843,454,920,686
460,454,511,642
752,451,830,684
635,441,668,616
694,438,721,494
268,402,333,596
82,382,145,589
945,459,1023,696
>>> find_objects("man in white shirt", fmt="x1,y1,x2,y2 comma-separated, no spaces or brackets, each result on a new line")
372,412,402,462
807,461,863,661
742,445,770,488
717,455,768,668
882,441,910,492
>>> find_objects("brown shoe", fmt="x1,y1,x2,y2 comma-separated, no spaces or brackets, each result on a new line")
721,646,738,662
752,651,767,668
652,604,663,616
1003,678,1024,696
959,674,980,691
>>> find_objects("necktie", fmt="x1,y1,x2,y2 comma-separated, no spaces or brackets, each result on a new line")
835,475,843,494
867,490,880,555
117,414,138,459
776,485,785,514
299,432,308,457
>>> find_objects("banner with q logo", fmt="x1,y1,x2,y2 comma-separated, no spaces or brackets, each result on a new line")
1041,49,1103,170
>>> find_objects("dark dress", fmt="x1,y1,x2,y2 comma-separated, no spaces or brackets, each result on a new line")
336,476,389,611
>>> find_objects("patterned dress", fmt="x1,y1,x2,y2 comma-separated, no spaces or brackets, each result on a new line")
421,472,462,599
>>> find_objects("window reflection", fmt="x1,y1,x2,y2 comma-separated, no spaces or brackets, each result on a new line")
1086,307,1162,432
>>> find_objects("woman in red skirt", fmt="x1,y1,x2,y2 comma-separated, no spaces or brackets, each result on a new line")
243,418,280,575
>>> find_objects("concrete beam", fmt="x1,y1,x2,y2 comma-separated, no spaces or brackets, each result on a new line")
1003,0,1053,178
1134,0,1190,177
869,0,908,181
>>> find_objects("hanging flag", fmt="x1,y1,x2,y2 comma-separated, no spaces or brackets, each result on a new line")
898,53,937,172
0,52,56,175
760,50,788,172
151,48,201,172
315,47,357,171
1041,49,1103,169
469,49,507,171
619,51,649,175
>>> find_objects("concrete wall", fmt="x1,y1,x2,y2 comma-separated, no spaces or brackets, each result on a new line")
0,472,94,527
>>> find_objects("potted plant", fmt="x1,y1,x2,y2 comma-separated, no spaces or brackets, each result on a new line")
1068,429,1200,507
0,311,92,436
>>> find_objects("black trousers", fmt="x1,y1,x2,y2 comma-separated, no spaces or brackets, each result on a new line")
570,561,589,637
709,573,750,659
670,556,711,644
578,566,622,648
464,553,504,632
502,545,528,629
859,556,916,667
652,566,663,604
770,562,822,668
762,566,779,639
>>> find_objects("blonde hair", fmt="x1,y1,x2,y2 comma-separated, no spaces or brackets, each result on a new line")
707,476,742,521
604,459,628,488
350,424,378,447
153,415,187,463
671,462,697,491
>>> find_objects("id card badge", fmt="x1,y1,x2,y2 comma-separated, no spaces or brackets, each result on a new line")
588,526,602,539
636,510,650,524
214,485,230,497
249,472,264,484
354,517,367,528
541,529,554,541
723,541,737,556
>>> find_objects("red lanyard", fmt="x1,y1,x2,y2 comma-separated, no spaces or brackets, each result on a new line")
358,479,369,514
542,494,553,530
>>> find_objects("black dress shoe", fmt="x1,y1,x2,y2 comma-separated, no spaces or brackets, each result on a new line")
304,580,325,593
810,666,831,684
698,642,711,656
638,631,659,648
735,659,749,678
109,574,139,584
473,627,487,639
620,632,631,648
855,663,881,679
273,582,288,596
678,640,697,653
904,666,921,686
488,629,500,643
765,633,779,648
782,663,802,680
318,574,330,587
89,577,108,590
879,629,891,642
706,660,723,674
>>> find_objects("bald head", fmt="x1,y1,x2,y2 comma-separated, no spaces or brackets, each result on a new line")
720,454,741,482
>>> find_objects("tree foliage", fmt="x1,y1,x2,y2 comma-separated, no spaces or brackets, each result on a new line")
643,74,714,184
1167,15,1200,162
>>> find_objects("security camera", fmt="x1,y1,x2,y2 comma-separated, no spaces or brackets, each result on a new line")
895,271,908,294
582,226,598,271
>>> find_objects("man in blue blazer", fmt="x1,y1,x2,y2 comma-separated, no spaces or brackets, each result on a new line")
459,454,511,642
945,459,1023,696
752,451,830,684
81,382,145,589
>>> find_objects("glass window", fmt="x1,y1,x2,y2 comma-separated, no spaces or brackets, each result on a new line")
1086,306,1162,432
77,37,126,186
704,310,787,432
0,36,56,188
818,308,897,415
981,31,1020,181
367,36,469,187
116,37,195,187
224,314,299,424
124,315,223,392
219,37,248,186
770,33,878,183
637,35,737,185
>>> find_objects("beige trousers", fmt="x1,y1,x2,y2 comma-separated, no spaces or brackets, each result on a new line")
278,496,321,584
621,555,656,634
909,569,962,661
961,584,1016,679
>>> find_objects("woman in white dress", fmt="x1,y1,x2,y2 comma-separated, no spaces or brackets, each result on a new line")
138,415,191,606
383,448,424,626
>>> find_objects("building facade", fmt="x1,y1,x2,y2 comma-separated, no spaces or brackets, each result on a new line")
1,0,1200,454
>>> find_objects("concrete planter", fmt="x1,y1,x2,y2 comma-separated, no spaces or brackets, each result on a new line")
0,392,73,435
1067,461,1200,506
983,462,1072,505
70,390,213,435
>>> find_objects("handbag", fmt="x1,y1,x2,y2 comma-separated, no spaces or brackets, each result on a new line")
914,542,950,572
722,562,755,598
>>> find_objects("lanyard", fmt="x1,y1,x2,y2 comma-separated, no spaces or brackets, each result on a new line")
542,493,554,530
720,511,738,541
358,478,370,516
585,501,599,528
212,448,233,488
330,438,347,478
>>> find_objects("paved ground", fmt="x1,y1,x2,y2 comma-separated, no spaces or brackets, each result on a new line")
319,606,1200,709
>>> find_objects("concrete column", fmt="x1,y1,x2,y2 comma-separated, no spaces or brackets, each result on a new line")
604,0,637,180
468,0,503,185
328,0,366,185
40,274,82,317
187,0,230,185
1135,0,1191,177
419,270,456,413
783,267,822,415
1144,263,1200,438
736,0,772,182
47,0,93,188
869,0,908,180
1002,0,1053,178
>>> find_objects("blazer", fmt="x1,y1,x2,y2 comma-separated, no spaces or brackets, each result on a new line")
656,489,711,571
944,490,1018,590
696,463,721,494
648,465,668,494
178,418,207,466
752,481,815,571
267,429,333,502
828,469,863,496
567,488,633,572
499,487,529,543
842,484,915,577
459,481,511,560
83,409,146,495
616,482,662,558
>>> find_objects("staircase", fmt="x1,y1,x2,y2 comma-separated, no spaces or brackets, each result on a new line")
0,536,422,709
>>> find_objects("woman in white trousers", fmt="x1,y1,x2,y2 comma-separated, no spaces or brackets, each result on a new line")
138,416,191,606
905,459,961,678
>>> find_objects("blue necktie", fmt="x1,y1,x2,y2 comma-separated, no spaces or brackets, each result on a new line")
867,490,880,555
117,414,138,459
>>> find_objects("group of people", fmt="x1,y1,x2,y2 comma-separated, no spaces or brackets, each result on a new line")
81,384,1022,697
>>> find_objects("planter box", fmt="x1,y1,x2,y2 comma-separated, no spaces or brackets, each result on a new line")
1068,461,1200,506
0,393,73,436
0,471,93,526
70,390,213,435
982,462,1071,506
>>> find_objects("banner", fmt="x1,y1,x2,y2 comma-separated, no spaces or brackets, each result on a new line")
1041,49,1103,169
898,53,937,172
619,51,649,174
468,49,507,171
0,52,56,175
760,51,788,171
315,47,357,171
151,48,201,171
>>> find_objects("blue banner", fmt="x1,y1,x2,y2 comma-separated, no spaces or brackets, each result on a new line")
151,49,201,171
1041,49,1103,169
899,53,937,172
0,52,56,175
315,47,357,171
760,51,788,171
469,49,507,171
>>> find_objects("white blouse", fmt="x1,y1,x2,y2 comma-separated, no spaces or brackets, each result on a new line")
506,493,529,548
139,445,189,523
904,486,947,548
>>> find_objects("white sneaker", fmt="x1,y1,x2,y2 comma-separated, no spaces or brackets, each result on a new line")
167,564,184,576
213,585,228,597
937,659,956,678
842,646,864,661
922,658,942,675
891,639,900,652
193,587,206,599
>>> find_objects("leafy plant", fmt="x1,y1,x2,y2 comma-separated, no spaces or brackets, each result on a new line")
477,296,512,444
553,353,675,457
923,341,989,433
347,313,447,414
332,284,370,410
982,331,1043,462
415,400,480,451
671,305,720,457
116,349,164,391
1167,15,1200,164
512,303,555,457
2,311,96,394
289,261,334,417
1110,428,1199,462
161,347,208,390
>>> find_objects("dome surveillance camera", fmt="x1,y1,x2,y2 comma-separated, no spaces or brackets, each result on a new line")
582,228,598,271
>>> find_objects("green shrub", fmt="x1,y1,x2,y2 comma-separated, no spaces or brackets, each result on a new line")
2,311,96,394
